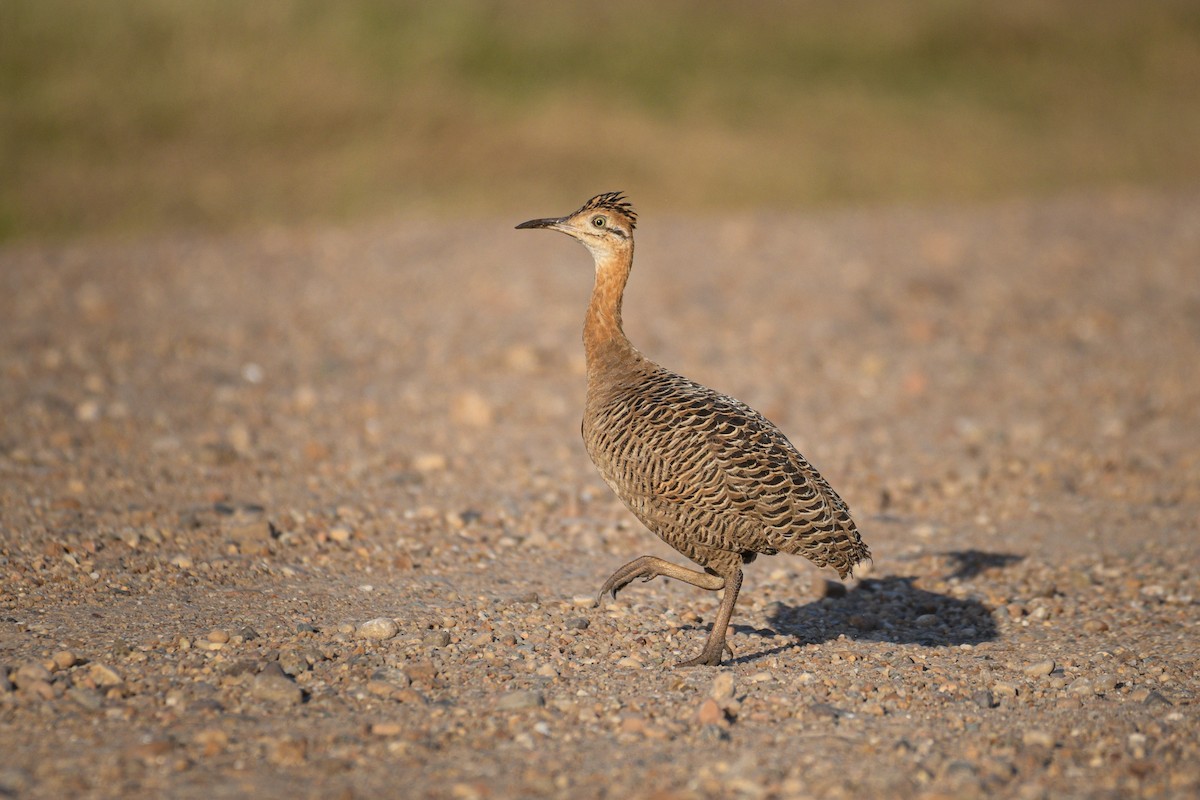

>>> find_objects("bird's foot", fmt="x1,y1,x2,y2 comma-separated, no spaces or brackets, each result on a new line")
594,558,663,605
674,637,734,668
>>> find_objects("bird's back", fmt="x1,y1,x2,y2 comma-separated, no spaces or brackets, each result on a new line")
583,358,870,578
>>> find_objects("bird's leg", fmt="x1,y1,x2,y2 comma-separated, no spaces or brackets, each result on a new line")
676,567,743,668
596,555,725,605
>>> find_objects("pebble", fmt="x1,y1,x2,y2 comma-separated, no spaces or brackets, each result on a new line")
450,391,494,428
496,690,544,711
710,672,736,702
227,520,274,552
51,651,78,671
266,736,308,766
696,698,726,727
1023,658,1055,677
422,630,451,648
278,649,310,676
1022,729,1056,748
251,671,303,706
14,662,52,687
371,667,411,691
572,595,595,608
413,453,447,473
67,688,103,711
88,663,123,687
357,617,400,640
194,729,229,757
370,722,404,737
206,629,230,644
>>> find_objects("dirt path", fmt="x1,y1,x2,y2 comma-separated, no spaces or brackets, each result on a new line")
2,191,1198,798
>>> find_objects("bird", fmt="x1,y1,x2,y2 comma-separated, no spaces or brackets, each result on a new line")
516,192,870,666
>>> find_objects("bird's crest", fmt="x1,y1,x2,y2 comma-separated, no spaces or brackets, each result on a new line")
577,191,637,230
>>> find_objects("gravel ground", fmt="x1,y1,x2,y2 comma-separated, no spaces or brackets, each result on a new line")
1,190,1198,799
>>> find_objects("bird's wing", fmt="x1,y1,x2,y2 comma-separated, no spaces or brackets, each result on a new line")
596,368,867,575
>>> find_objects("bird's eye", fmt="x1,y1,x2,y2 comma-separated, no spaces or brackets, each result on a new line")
592,216,606,228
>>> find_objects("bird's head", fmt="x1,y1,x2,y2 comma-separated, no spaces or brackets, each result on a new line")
516,191,637,261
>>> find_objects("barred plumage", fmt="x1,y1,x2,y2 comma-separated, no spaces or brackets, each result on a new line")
517,192,870,666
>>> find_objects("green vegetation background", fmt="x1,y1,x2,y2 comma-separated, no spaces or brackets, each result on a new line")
3,1,1199,242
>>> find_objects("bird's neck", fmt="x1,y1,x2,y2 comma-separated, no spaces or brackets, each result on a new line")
584,246,636,374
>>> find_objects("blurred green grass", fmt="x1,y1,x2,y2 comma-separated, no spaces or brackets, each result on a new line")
3,1,1199,242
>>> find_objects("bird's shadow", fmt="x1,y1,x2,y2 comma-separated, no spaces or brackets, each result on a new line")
723,549,1021,664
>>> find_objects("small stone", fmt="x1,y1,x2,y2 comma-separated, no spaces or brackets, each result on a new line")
535,664,559,679
371,667,411,691
496,690,544,711
126,738,175,763
572,595,595,608
697,698,726,727
370,722,404,737
251,672,303,706
1082,619,1109,633
861,701,885,717
266,736,307,766
207,629,230,644
422,630,451,648
405,660,437,683
1022,729,1056,748
51,651,78,670
67,687,103,711
14,662,53,687
278,649,317,676
616,656,643,669
1067,677,1093,695
1023,659,1055,677
710,672,736,702
194,729,229,758
227,520,274,553
367,680,398,698
75,399,102,422
992,682,1018,698
22,679,55,701
915,613,938,627
413,453,447,473
619,714,648,735
972,690,996,709
328,526,352,544
450,391,494,428
88,663,123,687
808,703,844,720
357,617,399,640
1093,673,1117,694
565,617,590,630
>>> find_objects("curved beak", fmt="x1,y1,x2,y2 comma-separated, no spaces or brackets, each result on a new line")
515,216,563,230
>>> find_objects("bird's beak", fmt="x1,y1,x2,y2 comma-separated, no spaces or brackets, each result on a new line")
515,216,563,230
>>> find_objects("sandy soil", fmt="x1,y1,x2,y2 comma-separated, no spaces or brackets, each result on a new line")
1,190,1198,799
